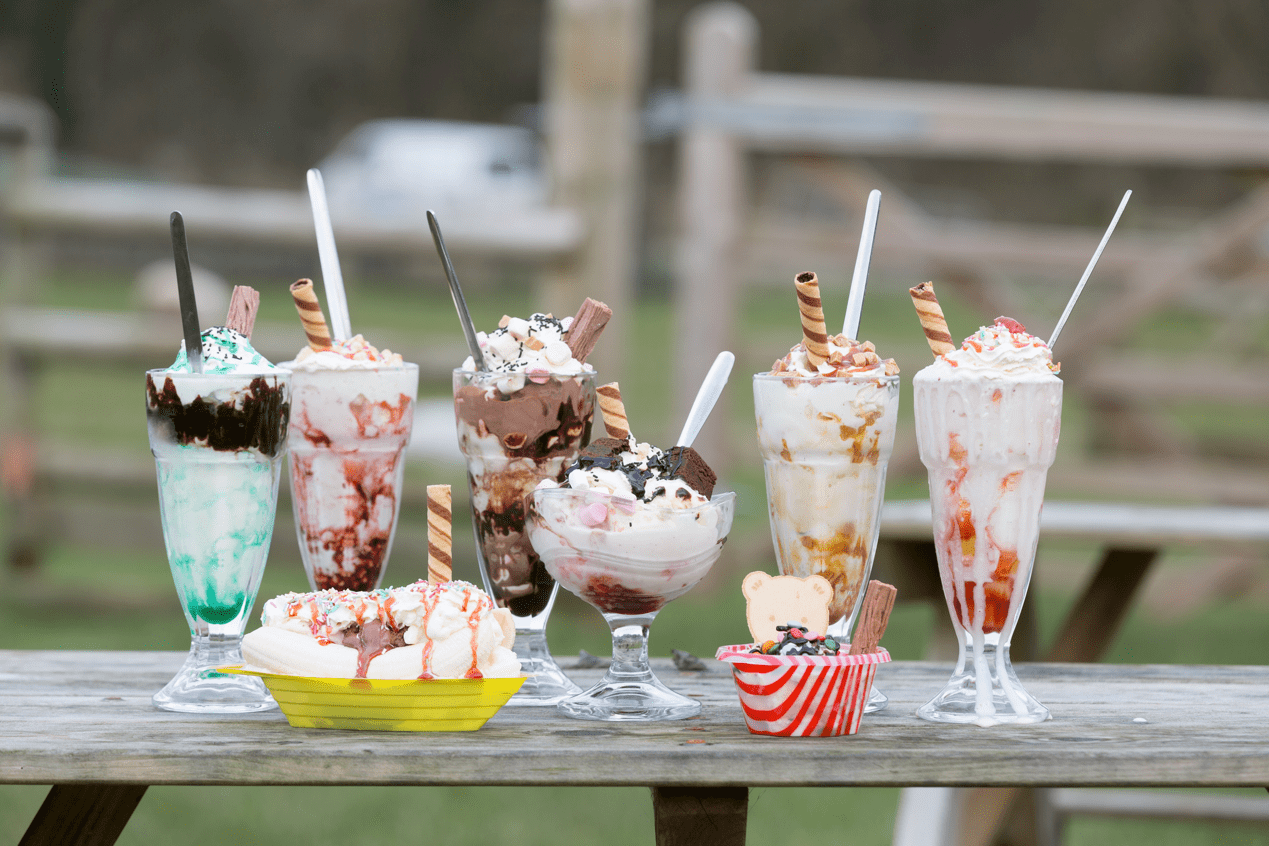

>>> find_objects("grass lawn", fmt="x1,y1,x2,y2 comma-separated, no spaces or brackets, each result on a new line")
3,267,1268,843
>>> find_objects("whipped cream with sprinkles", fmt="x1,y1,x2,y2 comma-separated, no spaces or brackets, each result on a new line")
540,437,707,507
772,334,899,378
933,318,1060,378
260,579,492,646
461,313,591,394
288,334,405,371
169,327,280,374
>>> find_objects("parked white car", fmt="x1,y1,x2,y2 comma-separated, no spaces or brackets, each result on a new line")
317,119,550,226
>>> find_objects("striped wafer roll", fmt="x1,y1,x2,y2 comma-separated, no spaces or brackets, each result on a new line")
427,485,452,584
289,278,333,352
909,281,956,358
596,382,630,440
794,272,830,368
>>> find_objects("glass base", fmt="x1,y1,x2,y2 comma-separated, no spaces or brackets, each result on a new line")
559,674,701,721
864,685,888,713
506,628,581,706
917,639,1049,726
154,637,277,714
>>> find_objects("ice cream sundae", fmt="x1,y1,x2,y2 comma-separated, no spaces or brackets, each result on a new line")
284,279,418,593
241,579,520,680
911,282,1060,725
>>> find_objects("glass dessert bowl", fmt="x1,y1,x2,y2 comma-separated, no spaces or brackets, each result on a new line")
527,487,736,721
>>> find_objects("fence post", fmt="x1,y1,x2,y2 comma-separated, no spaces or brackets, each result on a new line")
541,0,650,384
674,2,755,465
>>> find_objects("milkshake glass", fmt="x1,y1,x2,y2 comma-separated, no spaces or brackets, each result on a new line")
146,368,290,713
754,370,899,711
453,368,596,704
286,364,418,591
913,323,1061,726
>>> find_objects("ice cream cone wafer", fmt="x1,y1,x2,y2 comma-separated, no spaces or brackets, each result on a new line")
794,272,830,368
290,278,333,352
909,282,955,358
596,382,630,440
427,485,453,584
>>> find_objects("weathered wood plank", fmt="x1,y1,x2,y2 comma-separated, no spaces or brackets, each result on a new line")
8,178,583,260
3,651,1269,789
880,500,1269,547
18,784,147,846
651,786,747,846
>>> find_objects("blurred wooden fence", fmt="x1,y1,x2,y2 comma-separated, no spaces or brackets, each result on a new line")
0,0,651,569
673,1,1269,504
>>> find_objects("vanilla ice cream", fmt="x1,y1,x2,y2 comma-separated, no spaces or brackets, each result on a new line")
242,580,520,679
755,335,900,633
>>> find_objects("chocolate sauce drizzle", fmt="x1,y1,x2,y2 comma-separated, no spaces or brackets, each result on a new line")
146,374,290,456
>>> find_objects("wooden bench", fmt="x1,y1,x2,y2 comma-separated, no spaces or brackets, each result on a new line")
5,651,1269,846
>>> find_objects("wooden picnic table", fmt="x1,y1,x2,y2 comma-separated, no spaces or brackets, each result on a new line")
876,499,1269,845
5,650,1269,846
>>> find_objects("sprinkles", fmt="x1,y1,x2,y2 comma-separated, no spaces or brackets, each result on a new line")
751,622,841,656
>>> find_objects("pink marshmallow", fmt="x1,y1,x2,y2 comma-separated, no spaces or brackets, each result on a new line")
577,502,609,527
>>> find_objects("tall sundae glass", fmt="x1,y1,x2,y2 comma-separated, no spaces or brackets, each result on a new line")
754,271,900,711
146,327,290,713
453,311,602,704
912,315,1060,726
285,337,417,592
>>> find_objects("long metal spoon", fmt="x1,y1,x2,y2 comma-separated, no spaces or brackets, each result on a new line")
427,210,487,371
169,211,203,374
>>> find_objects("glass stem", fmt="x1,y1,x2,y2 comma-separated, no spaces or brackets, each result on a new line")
607,623,653,683
187,632,244,671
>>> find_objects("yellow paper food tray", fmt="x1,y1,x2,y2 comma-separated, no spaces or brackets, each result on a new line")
220,666,526,732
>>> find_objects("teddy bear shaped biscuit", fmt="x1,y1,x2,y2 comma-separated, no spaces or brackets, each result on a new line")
742,571,832,644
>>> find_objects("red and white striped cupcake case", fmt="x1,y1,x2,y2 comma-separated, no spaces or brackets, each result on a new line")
715,645,890,737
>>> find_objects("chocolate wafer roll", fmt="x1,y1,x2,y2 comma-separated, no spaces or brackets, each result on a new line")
427,485,452,584
289,278,333,352
596,382,630,440
909,281,956,358
794,272,830,368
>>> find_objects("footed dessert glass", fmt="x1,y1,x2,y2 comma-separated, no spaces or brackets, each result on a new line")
287,365,418,592
453,369,596,705
913,370,1060,726
753,372,899,712
528,487,736,721
146,369,290,713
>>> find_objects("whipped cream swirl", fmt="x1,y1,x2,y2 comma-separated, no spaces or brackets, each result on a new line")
934,320,1059,378
169,327,279,374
